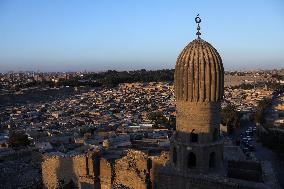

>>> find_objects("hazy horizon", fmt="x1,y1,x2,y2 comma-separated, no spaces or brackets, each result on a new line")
2,66,284,74
1,0,284,72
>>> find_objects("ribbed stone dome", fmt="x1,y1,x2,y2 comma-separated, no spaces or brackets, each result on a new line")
174,38,224,102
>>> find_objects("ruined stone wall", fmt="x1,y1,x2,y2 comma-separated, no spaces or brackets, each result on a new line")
150,152,169,189
113,150,149,189
42,153,94,189
41,150,171,189
99,158,112,189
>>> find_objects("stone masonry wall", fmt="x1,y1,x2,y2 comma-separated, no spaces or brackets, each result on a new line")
150,152,169,189
42,153,94,189
99,158,112,189
41,150,170,189
113,150,149,189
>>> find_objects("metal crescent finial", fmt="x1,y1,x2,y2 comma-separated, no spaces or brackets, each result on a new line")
195,14,201,38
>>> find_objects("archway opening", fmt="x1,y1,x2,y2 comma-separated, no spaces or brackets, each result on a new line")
213,128,218,141
190,130,198,143
187,152,196,168
173,147,177,164
209,152,216,168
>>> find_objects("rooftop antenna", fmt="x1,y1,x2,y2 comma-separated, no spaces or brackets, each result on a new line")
195,14,202,38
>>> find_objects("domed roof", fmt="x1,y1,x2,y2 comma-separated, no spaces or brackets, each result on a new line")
174,38,224,102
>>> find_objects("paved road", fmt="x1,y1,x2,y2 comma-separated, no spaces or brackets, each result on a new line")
254,136,284,188
234,120,284,188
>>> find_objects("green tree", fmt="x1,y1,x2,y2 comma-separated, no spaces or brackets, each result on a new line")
8,131,30,147
257,98,272,111
251,98,272,126
252,111,265,125
220,104,240,133
147,111,171,129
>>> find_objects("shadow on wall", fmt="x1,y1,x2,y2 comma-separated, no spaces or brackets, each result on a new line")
56,157,79,189
227,160,263,182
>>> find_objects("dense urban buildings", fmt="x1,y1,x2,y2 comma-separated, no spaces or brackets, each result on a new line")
0,18,284,189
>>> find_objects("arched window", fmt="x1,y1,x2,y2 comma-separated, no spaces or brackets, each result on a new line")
173,147,177,164
187,152,196,168
213,128,218,141
190,130,198,143
209,152,216,168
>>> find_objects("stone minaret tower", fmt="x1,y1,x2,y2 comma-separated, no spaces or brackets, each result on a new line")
171,15,224,173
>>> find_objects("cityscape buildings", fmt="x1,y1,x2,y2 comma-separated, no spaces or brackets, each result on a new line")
0,15,283,189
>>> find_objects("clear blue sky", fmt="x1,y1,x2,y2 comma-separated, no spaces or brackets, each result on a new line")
0,0,284,72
